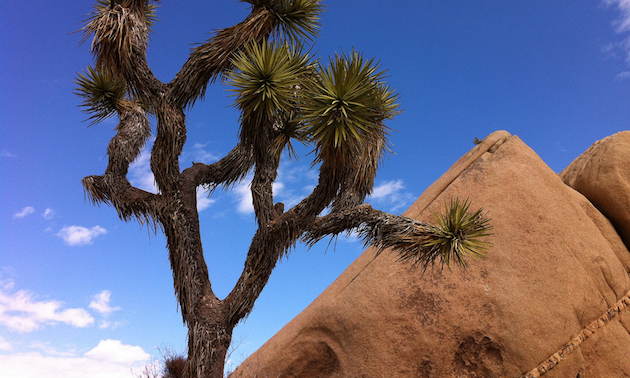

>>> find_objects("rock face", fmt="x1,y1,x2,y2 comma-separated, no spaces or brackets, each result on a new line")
560,131,630,250
232,131,630,378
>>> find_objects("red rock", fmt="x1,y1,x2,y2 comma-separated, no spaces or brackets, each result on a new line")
232,131,630,378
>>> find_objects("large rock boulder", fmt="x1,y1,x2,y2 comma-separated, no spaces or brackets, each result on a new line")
560,131,630,250
232,131,630,378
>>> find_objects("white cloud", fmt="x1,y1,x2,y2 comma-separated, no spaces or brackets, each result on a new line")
129,147,158,194
233,176,285,214
0,342,152,378
2,150,17,158
89,291,121,316
14,206,35,219
0,335,12,351
196,187,216,212
370,180,405,199
85,339,151,365
57,226,107,246
42,208,55,220
234,181,255,214
367,180,415,213
0,287,94,333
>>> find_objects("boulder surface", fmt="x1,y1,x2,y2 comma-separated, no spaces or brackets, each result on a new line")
560,131,630,251
232,131,630,378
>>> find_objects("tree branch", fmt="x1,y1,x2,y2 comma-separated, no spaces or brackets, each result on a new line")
82,103,160,225
183,143,255,191
305,201,491,272
222,158,345,325
168,6,276,108
83,1,165,106
83,175,160,226
151,103,187,193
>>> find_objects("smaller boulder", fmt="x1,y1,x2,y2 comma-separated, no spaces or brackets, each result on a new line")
560,131,630,250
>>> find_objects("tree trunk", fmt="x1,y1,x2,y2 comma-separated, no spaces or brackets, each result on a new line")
186,304,234,378
157,173,236,378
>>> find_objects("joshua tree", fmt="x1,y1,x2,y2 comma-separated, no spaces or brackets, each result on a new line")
76,1,491,377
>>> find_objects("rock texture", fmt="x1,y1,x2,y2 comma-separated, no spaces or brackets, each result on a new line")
560,131,630,250
232,131,630,378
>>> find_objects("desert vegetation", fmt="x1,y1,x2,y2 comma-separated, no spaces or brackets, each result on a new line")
76,1,491,376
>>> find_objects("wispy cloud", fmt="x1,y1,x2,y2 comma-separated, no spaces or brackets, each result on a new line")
233,175,285,214
0,286,94,333
1,150,17,158
42,208,55,220
189,143,219,164
89,291,121,316
234,180,255,214
606,0,630,32
367,180,415,213
129,148,158,194
2,278,16,291
14,206,35,219
604,0,630,66
0,340,152,378
29,341,75,357
615,70,630,80
57,226,107,246
0,336,12,351
98,320,125,329
196,187,216,212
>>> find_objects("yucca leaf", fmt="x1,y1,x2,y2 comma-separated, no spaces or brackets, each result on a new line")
423,197,493,270
74,66,127,124
301,50,400,165
227,40,313,148
272,0,324,44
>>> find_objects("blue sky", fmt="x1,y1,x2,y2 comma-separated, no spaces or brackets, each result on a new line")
1,1,630,376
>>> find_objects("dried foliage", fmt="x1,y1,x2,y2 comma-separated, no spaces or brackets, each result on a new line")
77,1,491,377
81,1,152,72
162,350,187,378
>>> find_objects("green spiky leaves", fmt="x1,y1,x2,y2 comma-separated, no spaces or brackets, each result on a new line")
74,66,127,124
423,198,493,270
272,0,324,43
228,41,311,121
301,50,400,160
240,0,323,44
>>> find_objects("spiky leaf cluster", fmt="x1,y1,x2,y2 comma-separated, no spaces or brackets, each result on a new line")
301,50,400,161
423,197,493,270
241,0,324,44
74,66,127,124
270,110,304,160
228,40,313,149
